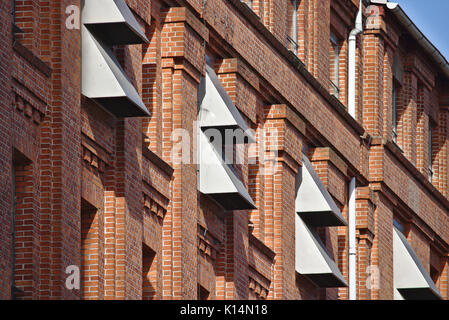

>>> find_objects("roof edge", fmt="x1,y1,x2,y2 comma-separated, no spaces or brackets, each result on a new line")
372,0,449,80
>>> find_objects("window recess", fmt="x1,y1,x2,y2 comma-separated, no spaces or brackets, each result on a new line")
329,32,341,98
392,53,403,144
287,0,299,55
392,81,399,143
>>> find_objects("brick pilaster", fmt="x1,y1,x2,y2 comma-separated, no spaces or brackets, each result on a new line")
355,186,375,300
370,188,394,300
38,0,81,300
160,7,207,299
362,32,385,138
264,104,302,299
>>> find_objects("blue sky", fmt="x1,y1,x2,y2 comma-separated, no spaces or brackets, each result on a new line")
397,0,449,61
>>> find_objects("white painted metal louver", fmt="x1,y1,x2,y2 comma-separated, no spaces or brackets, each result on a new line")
198,130,256,211
198,65,255,143
393,227,442,300
295,214,348,288
81,0,150,117
295,156,347,227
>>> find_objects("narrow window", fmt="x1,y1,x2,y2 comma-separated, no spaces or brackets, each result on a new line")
392,81,398,143
428,120,434,182
330,32,340,98
287,0,299,54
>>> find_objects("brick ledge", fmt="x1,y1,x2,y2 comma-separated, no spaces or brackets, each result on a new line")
13,41,52,78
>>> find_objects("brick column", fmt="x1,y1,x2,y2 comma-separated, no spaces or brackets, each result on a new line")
39,0,82,299
143,4,163,157
310,147,350,300
362,31,385,137
160,7,207,299
355,186,375,300
264,104,303,299
370,189,394,300
106,118,144,300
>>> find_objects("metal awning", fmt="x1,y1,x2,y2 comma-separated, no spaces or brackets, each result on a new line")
82,0,149,45
295,214,348,288
295,156,347,227
393,227,443,300
198,130,256,211
198,65,255,143
82,26,150,117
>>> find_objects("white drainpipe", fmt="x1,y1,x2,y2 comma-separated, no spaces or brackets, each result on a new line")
348,177,357,300
347,1,363,300
348,0,363,118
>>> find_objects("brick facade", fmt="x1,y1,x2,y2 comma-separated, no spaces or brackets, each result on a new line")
1,0,449,300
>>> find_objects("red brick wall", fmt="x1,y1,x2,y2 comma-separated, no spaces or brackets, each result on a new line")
2,0,449,301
